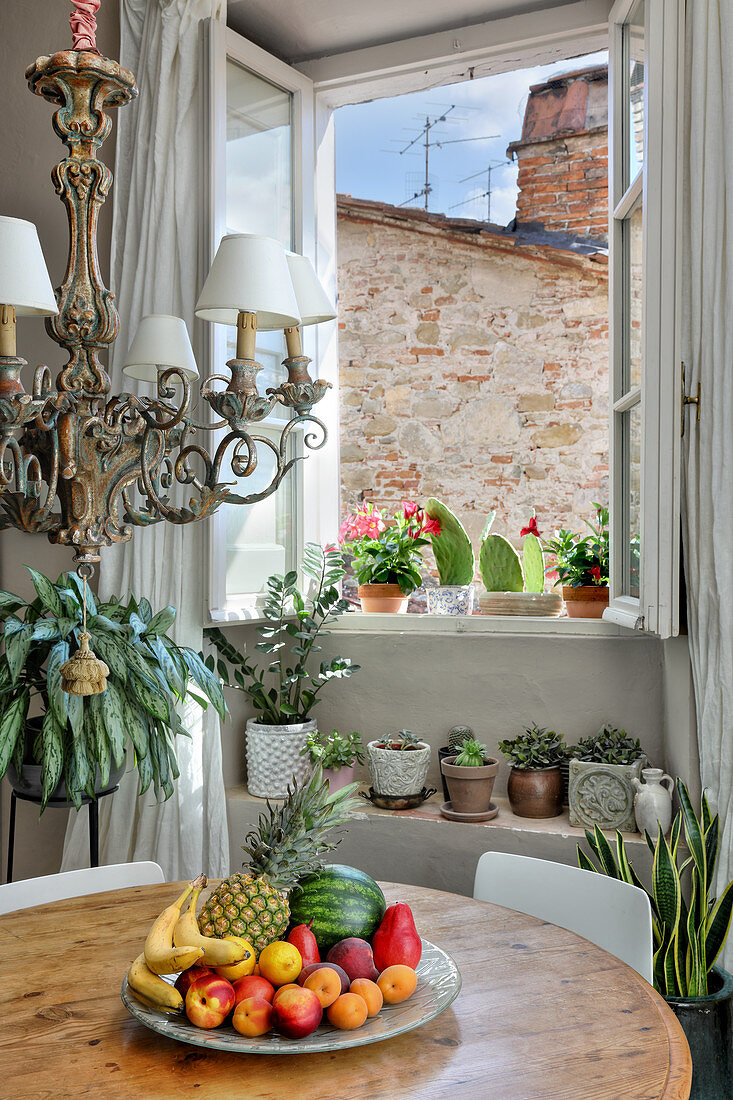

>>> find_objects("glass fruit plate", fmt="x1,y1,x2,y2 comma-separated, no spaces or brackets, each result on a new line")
120,938,461,1054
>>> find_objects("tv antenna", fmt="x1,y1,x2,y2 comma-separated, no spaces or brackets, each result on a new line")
449,160,510,223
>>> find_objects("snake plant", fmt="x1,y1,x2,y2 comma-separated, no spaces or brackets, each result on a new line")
577,778,733,997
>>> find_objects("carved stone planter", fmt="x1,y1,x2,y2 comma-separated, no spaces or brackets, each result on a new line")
246,718,314,799
568,755,647,832
366,740,431,797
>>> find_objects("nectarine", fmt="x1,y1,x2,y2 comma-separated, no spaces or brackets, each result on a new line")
232,996,274,1037
303,966,342,1008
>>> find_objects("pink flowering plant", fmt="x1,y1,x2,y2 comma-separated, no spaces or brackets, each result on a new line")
338,502,440,595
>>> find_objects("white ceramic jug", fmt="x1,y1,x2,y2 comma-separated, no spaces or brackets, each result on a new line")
632,767,674,838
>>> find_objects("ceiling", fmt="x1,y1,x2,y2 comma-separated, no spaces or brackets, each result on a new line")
226,0,587,65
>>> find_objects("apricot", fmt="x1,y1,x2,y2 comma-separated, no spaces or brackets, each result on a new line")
377,965,417,1004
303,966,342,1008
326,992,369,1030
350,978,383,1017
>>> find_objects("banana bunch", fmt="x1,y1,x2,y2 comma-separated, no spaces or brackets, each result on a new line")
126,874,246,1015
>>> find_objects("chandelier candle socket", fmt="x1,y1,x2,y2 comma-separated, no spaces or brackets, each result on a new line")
0,7,335,570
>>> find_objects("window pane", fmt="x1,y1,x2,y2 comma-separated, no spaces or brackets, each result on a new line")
226,61,292,246
621,403,641,598
224,426,298,598
623,200,643,390
625,0,645,189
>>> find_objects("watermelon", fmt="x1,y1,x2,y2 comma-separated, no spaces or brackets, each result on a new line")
288,864,386,953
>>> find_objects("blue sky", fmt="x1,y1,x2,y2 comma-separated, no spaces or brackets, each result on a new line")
335,51,607,227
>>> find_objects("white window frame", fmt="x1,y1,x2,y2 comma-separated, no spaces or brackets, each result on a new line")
203,20,339,622
604,0,684,637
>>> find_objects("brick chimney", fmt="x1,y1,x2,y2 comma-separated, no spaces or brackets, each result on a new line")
507,64,608,243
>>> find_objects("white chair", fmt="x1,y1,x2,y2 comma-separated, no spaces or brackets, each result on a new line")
473,851,653,984
0,861,165,915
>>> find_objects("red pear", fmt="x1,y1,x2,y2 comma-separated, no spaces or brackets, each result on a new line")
372,903,422,971
287,921,321,968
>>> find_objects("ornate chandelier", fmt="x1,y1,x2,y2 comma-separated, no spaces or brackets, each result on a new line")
0,1,335,572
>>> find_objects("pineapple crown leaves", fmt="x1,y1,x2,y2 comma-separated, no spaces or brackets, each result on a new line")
241,764,362,891
204,543,359,724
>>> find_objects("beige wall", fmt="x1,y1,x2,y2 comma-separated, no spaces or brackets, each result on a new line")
0,0,119,882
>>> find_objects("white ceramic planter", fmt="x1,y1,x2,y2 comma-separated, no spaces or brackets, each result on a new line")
426,585,474,615
246,718,315,798
366,739,431,797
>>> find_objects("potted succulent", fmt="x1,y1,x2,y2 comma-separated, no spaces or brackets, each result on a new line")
542,502,609,618
205,544,359,799
0,567,225,811
300,728,365,792
499,723,567,819
478,513,562,617
423,498,475,614
338,501,437,612
366,729,432,797
438,724,475,800
568,725,646,832
441,737,499,815
578,779,733,1099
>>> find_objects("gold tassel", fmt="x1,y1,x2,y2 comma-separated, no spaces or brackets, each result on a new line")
60,631,110,695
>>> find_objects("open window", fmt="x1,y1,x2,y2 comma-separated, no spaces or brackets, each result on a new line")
606,0,684,636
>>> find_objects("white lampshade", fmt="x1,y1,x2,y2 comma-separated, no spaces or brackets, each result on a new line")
0,216,57,315
195,234,300,330
122,315,198,382
286,252,336,326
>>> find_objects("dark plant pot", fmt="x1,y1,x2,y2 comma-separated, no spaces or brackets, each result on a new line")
559,758,570,807
438,746,453,802
7,720,125,802
440,755,499,815
507,765,563,819
665,966,733,1099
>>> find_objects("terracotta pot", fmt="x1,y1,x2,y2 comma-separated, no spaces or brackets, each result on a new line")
562,585,609,619
358,583,409,613
507,765,563,819
441,754,499,815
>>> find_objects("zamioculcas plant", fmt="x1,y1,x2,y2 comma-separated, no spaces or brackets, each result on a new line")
204,543,358,724
577,778,733,997
0,568,225,810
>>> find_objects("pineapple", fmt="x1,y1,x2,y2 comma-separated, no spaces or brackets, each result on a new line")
197,765,360,953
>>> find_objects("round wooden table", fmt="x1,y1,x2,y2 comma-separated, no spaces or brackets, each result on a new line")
0,880,691,1099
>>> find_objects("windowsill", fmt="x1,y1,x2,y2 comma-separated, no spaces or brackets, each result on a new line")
327,611,639,637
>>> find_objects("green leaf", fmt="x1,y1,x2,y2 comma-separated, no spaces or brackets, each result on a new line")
30,620,61,642
148,637,186,698
96,683,126,768
133,676,170,723
677,778,706,887
137,742,153,794
577,847,598,873
25,567,64,617
182,648,225,720
592,824,621,878
66,692,83,739
121,691,149,760
5,624,32,685
89,632,127,681
522,532,545,593
705,880,733,969
0,690,29,776
46,640,70,727
146,606,176,636
119,639,158,690
85,707,110,788
0,590,24,612
40,710,64,809
652,833,682,937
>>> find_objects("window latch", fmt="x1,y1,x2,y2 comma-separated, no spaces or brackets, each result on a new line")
681,361,700,436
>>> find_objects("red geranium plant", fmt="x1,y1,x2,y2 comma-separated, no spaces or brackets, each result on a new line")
338,502,439,595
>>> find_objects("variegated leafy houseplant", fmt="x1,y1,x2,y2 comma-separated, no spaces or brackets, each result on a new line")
0,568,225,810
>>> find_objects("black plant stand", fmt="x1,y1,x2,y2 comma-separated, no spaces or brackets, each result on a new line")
6,785,119,883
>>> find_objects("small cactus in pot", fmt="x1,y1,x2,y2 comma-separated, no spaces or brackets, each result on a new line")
441,737,499,815
448,725,474,753
424,498,475,614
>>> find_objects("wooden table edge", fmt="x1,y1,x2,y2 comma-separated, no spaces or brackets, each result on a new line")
637,981,693,1099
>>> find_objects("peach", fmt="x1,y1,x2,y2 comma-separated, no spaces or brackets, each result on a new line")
349,977,383,1017
232,974,275,1006
326,937,379,982
298,960,350,994
273,985,323,1039
174,964,214,1000
185,973,235,1028
303,966,342,1008
232,996,274,1037
326,992,369,1030
377,965,417,1004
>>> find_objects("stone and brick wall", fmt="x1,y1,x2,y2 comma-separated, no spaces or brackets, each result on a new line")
336,198,609,566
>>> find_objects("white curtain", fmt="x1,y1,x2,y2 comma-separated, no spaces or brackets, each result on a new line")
62,0,229,880
681,0,733,966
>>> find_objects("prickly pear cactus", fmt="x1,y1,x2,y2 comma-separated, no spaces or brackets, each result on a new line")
449,725,474,752
479,534,524,592
425,498,474,585
522,532,545,593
